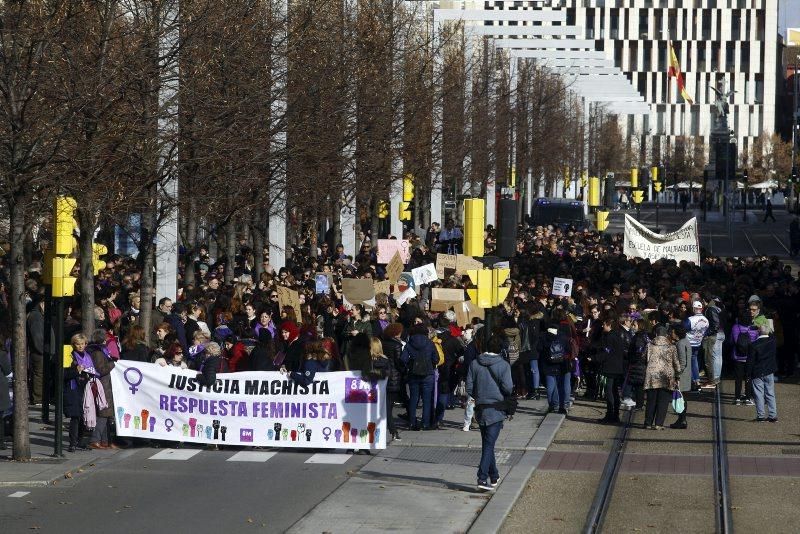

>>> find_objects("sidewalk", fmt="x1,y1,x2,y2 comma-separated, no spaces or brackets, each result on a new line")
288,398,564,534
0,407,120,487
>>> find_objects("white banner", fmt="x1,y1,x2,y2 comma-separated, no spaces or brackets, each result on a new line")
623,215,700,265
110,362,387,450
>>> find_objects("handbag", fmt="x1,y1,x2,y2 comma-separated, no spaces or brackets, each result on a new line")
671,388,685,414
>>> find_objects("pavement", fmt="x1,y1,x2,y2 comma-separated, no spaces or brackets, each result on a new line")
1,398,564,534
0,407,119,488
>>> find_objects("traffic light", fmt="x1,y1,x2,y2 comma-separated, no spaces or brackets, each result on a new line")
651,166,659,183
588,176,601,207
463,198,485,257
466,267,510,309
52,257,77,297
580,170,588,190
54,196,77,255
400,175,414,221
596,210,609,232
563,167,571,192
632,190,644,204
92,243,107,274
792,166,798,182
653,181,663,193
509,167,516,188
630,168,639,189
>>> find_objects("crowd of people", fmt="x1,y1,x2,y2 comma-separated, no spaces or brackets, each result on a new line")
1,218,797,491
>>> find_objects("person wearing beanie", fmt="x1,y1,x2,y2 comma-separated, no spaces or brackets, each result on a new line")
683,301,709,390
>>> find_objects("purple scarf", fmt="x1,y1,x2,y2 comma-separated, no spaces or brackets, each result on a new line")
255,322,276,338
69,350,96,390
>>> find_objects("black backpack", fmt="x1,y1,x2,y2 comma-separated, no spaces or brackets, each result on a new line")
548,335,567,364
407,347,433,376
735,328,752,355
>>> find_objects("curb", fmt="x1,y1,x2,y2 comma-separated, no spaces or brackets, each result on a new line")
467,413,565,534
0,449,124,488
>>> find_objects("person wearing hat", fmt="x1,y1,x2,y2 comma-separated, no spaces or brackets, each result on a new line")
279,321,303,372
683,300,709,390
701,296,725,385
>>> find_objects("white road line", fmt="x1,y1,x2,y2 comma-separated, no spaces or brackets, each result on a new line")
226,451,278,462
304,453,352,464
8,491,30,498
772,233,791,254
743,232,758,256
149,449,202,461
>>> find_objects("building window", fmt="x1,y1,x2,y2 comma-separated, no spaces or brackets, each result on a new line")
630,41,639,71
639,10,648,38
643,41,652,71
698,45,707,71
658,41,667,72
610,8,619,39
755,74,764,103
587,9,595,39
726,43,735,71
702,9,712,40
740,43,750,71
756,11,765,41
711,41,721,71
732,9,741,41
691,106,700,136
668,9,677,40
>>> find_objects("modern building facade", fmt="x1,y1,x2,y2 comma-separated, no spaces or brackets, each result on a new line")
460,0,780,159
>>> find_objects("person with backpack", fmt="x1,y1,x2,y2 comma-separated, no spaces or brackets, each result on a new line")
466,335,513,492
400,324,438,431
539,322,572,414
731,315,758,405
621,318,649,410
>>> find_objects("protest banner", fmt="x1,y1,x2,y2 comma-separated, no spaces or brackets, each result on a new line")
456,300,484,327
456,254,484,275
314,273,331,294
377,239,410,264
394,287,416,306
111,362,387,450
552,277,573,297
623,215,700,265
430,288,465,312
435,254,457,278
386,252,404,284
373,280,391,297
411,263,438,286
342,278,376,308
277,287,302,322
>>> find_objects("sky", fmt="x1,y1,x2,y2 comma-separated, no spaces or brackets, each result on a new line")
780,0,800,38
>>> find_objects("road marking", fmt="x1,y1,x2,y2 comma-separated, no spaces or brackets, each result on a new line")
772,233,791,254
149,449,201,461
8,491,30,498
226,451,277,462
304,453,352,464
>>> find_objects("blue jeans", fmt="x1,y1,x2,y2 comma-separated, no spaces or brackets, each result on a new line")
545,372,571,410
435,392,450,424
690,346,701,383
407,374,434,429
478,420,503,483
751,374,777,419
529,360,541,391
702,333,725,381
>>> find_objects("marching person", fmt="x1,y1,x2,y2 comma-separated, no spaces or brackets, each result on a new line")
466,335,512,492
643,325,680,430
747,323,778,423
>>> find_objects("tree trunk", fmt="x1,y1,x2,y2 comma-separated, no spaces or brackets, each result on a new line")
139,202,157,347
370,198,380,244
9,196,31,460
184,198,197,288
225,215,236,284
252,210,264,280
77,209,96,336
309,206,319,259
332,200,342,246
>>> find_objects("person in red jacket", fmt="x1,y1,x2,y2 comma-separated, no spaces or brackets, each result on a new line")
223,334,249,372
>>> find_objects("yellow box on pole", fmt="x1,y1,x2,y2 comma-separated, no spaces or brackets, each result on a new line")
651,166,658,183
466,269,492,308
54,196,77,255
632,190,644,204
630,168,639,189
596,210,609,232
588,176,601,207
653,182,663,192
463,198,485,257
492,268,510,306
63,345,73,368
403,175,414,202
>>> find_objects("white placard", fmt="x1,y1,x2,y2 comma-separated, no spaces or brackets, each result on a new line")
411,263,438,286
552,277,573,297
623,215,700,265
110,361,386,450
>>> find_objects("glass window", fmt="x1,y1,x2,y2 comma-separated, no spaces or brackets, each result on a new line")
726,43,735,71
691,106,700,136
740,43,750,71
698,45,707,71
643,41,652,71
639,10,648,38
702,9,712,40
732,10,741,40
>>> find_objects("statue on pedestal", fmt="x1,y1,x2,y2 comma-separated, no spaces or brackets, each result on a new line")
709,80,735,129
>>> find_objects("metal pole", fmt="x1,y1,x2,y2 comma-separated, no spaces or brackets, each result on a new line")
42,285,52,423
53,297,65,457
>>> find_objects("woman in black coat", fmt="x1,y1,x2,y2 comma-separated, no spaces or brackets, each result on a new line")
623,319,649,409
250,329,277,371
196,342,222,387
64,333,95,452
380,323,405,440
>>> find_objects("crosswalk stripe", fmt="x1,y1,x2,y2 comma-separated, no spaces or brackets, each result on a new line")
226,451,278,462
305,453,352,464
149,449,202,461
8,491,30,498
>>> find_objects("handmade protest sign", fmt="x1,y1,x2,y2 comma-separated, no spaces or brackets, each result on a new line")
373,280,391,297
386,252,404,284
456,254,484,275
430,288,465,312
342,278,376,308
436,254,457,278
623,215,700,265
111,361,387,450
411,263,438,286
277,287,302,322
314,273,331,294
377,239,410,264
552,277,573,297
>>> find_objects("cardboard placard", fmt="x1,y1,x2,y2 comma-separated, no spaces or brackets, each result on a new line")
552,277,573,297
342,278,376,308
386,252,404,284
456,254,484,275
456,300,484,327
277,287,303,322
411,263,438,286
373,280,391,296
377,239,411,264
430,288,465,312
436,254,457,278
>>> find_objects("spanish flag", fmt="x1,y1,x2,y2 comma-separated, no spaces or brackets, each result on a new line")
667,41,693,104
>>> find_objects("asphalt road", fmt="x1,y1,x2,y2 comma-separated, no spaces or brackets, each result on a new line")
0,446,371,534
